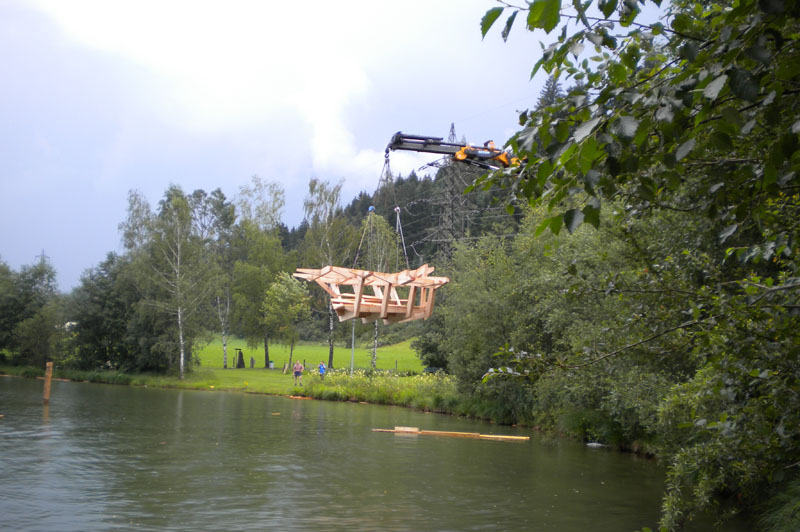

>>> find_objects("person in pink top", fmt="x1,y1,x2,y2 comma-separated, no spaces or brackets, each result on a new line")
293,361,304,386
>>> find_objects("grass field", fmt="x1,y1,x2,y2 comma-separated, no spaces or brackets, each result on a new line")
196,337,424,373
1,338,426,400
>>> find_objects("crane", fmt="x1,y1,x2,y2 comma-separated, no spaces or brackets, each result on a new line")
385,131,518,170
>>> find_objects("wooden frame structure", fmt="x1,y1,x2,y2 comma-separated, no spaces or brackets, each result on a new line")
293,264,449,324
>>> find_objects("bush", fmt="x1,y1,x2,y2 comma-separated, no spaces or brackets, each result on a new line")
20,366,44,379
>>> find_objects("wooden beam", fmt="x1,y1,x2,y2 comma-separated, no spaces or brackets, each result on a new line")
353,277,364,316
405,285,416,317
372,426,529,442
380,282,392,318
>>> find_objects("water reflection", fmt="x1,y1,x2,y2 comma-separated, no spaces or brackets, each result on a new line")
0,377,749,531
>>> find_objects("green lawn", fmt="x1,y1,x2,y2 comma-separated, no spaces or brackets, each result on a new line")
129,338,425,396
196,338,423,373
0,338,425,398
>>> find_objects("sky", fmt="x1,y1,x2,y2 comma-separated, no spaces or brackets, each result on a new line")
0,0,547,291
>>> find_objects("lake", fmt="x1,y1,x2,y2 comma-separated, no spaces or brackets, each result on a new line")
0,376,747,531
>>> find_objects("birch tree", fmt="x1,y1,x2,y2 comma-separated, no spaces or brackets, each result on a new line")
121,186,215,379
302,178,357,369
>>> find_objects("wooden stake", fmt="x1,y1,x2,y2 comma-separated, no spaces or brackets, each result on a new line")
43,361,53,405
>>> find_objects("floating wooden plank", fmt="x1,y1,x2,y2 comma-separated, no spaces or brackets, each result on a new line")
294,264,449,324
372,426,529,442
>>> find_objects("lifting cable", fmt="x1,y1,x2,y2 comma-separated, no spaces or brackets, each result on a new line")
381,152,411,270
353,152,411,271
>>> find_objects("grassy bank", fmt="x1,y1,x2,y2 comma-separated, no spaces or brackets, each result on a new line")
302,368,459,411
1,339,429,399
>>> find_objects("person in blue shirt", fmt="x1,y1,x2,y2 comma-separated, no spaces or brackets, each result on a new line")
318,361,326,380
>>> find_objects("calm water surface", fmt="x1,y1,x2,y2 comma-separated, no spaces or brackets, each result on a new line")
1,377,747,531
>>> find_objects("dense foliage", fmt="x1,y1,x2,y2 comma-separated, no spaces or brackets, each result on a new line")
468,0,800,528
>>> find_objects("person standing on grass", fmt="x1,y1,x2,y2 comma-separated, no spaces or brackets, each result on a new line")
318,361,326,380
293,360,304,386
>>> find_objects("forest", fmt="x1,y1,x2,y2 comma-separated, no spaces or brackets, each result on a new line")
2,0,800,528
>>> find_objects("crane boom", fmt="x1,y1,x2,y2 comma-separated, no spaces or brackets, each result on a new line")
386,131,516,170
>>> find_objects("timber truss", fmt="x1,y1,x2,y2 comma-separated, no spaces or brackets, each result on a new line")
293,264,449,324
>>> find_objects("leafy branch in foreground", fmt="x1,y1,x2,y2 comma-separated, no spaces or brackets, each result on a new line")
478,0,800,527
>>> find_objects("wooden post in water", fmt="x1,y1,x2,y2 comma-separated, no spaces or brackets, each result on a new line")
43,361,53,404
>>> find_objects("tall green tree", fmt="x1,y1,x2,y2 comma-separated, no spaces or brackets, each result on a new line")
232,220,288,367
120,186,215,379
480,0,800,526
535,75,564,110
69,253,137,370
232,178,288,368
261,272,310,370
302,177,358,368
196,188,237,369
2,255,61,367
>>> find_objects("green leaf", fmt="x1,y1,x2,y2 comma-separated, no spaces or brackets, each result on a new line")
719,224,737,243
535,217,551,237
745,45,771,66
600,0,618,18
721,107,741,130
704,75,728,100
564,208,585,234
758,0,785,14
656,105,674,123
638,183,655,201
675,138,696,161
527,0,562,34
679,42,698,62
579,137,600,174
574,117,601,142
549,214,563,235
729,68,759,102
501,11,518,42
481,7,504,38
710,131,733,150
582,203,601,228
555,120,570,143
613,116,639,139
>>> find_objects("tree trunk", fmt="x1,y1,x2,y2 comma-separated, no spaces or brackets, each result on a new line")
327,299,335,369
264,333,270,368
372,320,378,369
178,306,186,380
222,332,228,369
289,337,295,369
217,294,229,369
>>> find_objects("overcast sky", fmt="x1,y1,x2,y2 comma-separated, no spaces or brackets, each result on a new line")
1,0,546,290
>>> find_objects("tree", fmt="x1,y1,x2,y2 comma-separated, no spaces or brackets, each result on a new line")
261,272,310,370
231,179,288,368
120,186,215,379
232,220,289,368
535,75,564,110
69,253,136,370
302,177,358,369
198,189,237,369
237,175,285,232
3,255,61,367
480,1,800,526
0,258,21,354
